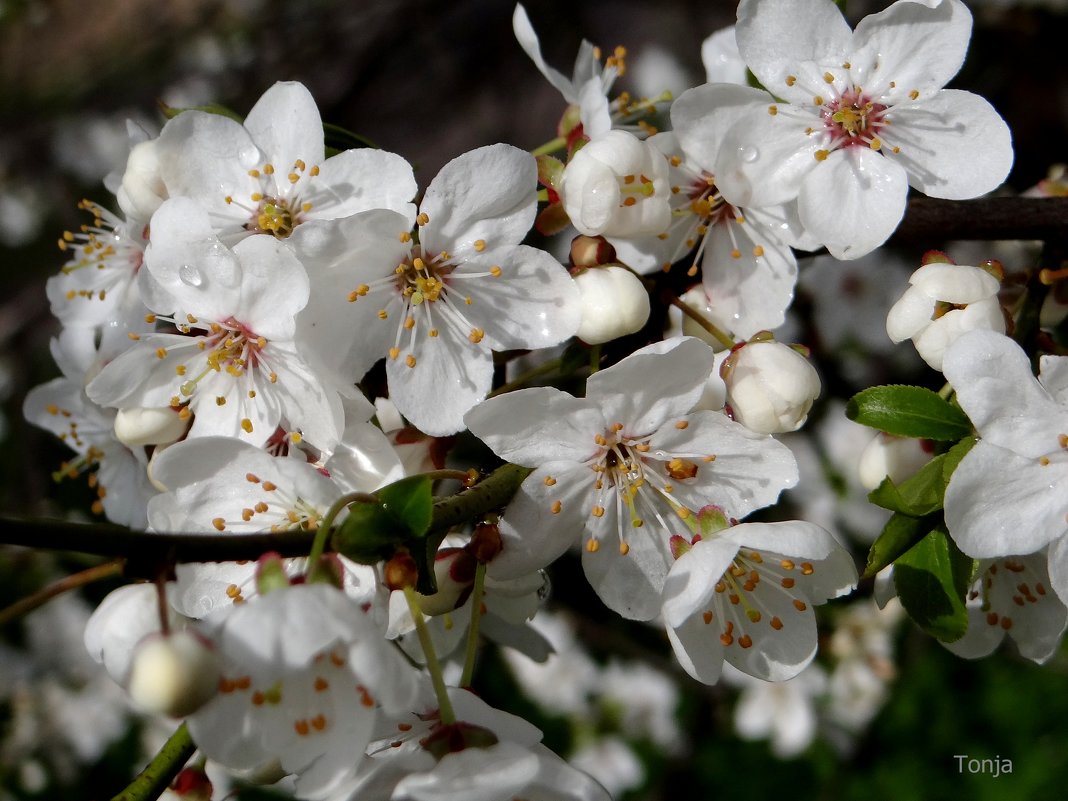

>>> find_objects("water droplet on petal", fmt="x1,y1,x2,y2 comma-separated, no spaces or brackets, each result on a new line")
199,241,242,288
178,263,203,287
741,147,760,163
239,145,262,169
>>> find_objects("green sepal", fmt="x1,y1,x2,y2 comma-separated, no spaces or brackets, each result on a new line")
846,385,973,440
158,101,243,122
536,154,564,191
893,527,974,642
255,553,290,595
331,476,434,565
863,511,937,579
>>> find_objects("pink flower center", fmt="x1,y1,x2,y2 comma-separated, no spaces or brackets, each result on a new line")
822,88,888,149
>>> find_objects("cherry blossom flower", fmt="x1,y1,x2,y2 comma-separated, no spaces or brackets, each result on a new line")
186,582,420,797
86,198,344,453
46,199,148,330
661,517,856,684
944,550,1068,664
330,688,610,801
559,130,671,238
512,4,620,138
294,143,581,436
886,259,1004,371
153,81,416,244
722,661,827,758
942,330,1068,605
675,0,1013,259
465,337,798,621
610,129,810,340
24,327,157,528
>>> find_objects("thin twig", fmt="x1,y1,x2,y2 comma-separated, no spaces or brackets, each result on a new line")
0,559,123,627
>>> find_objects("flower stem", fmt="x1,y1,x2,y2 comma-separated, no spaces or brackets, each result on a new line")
666,292,736,350
110,723,196,801
0,559,123,627
403,585,455,724
530,136,566,157
306,491,379,567
459,563,487,688
589,343,602,374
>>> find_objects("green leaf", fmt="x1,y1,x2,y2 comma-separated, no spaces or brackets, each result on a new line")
378,475,433,539
867,453,947,516
894,527,974,642
863,511,937,579
331,501,409,564
323,122,378,155
330,476,433,565
846,385,973,440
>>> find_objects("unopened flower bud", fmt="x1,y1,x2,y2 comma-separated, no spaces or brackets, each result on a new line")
384,550,419,591
126,630,221,718
114,406,188,448
162,766,213,801
886,261,1004,371
573,265,650,344
417,547,478,616
117,138,167,224
469,522,503,564
857,433,932,491
722,340,821,434
569,234,617,268
560,130,670,237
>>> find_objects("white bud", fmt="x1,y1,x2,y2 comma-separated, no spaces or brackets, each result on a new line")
560,130,671,237
126,630,221,718
857,433,931,491
114,406,188,448
886,262,1004,371
723,341,821,434
678,286,731,352
573,265,650,344
117,138,167,224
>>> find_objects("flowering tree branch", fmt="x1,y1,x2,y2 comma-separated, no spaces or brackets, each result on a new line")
893,197,1068,243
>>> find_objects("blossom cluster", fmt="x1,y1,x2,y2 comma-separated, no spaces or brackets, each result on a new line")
18,0,1066,799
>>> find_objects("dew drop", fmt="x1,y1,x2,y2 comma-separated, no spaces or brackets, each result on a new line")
239,145,262,169
741,147,760,163
178,263,203,287
199,241,242,288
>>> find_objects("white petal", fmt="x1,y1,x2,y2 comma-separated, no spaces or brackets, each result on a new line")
420,144,537,255
586,337,716,435
886,288,936,343
1039,355,1068,404
394,742,539,801
465,387,605,466
850,0,972,102
701,26,747,85
490,462,593,580
666,611,727,685
671,83,774,176
798,147,909,260
448,245,581,349
882,90,1013,200
243,82,325,175
735,0,852,104
909,262,1001,304
701,219,797,339
662,537,740,628
512,4,578,102
386,325,494,436
311,148,417,221
942,329,1068,456
944,442,1068,558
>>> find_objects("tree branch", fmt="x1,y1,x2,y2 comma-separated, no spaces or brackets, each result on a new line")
110,723,196,801
893,197,1068,243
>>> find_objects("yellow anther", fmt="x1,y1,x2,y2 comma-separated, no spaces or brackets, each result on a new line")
768,105,778,115
417,212,430,226
241,418,253,433
473,239,486,252
405,354,417,368
490,265,502,277
823,72,835,84
212,517,226,531
263,163,275,175
753,245,765,257
815,150,830,161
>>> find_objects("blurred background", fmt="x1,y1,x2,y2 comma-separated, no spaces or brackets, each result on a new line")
1,1,1067,799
